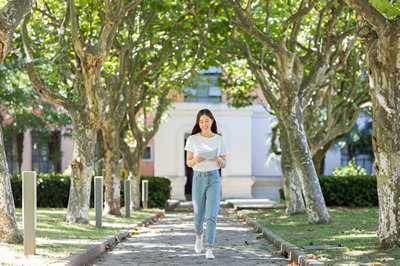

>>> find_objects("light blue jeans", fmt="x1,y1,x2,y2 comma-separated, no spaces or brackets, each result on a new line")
192,169,221,248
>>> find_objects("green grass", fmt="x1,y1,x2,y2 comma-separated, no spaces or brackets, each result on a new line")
244,207,400,265
0,208,159,265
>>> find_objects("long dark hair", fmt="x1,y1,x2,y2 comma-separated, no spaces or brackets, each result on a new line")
191,109,218,135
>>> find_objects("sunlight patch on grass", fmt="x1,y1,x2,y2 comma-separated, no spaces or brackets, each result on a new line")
0,207,159,265
244,207,400,264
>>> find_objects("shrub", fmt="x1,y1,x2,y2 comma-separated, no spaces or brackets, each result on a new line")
279,175,378,207
319,175,378,207
11,173,70,208
11,173,171,209
332,158,367,177
139,176,171,208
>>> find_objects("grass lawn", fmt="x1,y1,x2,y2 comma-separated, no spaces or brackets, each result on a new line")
244,207,400,265
0,207,160,265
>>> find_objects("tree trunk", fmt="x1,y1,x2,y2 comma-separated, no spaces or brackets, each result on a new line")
65,118,96,223
280,103,332,224
347,143,355,161
312,140,335,175
279,124,305,215
16,131,23,175
102,126,122,216
0,125,23,243
367,35,400,247
126,158,141,209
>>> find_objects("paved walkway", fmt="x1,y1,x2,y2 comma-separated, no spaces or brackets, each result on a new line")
89,208,290,265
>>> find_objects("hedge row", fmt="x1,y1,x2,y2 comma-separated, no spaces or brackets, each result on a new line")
11,173,171,208
280,175,378,207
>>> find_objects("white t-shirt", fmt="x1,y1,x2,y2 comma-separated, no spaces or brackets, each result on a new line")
184,133,229,172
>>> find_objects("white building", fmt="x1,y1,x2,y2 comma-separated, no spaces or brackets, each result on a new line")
154,101,341,201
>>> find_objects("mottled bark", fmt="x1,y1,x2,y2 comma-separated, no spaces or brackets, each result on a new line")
127,159,141,209
0,0,32,64
102,125,122,216
280,103,332,224
0,125,22,243
279,124,305,215
343,0,400,247
367,29,400,248
65,117,96,223
121,144,142,209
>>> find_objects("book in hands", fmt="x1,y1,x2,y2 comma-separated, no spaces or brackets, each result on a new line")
198,149,218,160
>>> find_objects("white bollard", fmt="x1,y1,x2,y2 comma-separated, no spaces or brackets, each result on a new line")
124,179,131,218
23,171,36,256
94,176,103,229
142,180,148,209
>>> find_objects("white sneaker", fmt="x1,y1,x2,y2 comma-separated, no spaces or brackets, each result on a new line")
205,249,215,259
194,234,203,254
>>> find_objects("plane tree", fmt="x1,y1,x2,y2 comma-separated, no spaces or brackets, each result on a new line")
0,0,32,244
193,0,362,223
343,0,400,247
22,0,142,223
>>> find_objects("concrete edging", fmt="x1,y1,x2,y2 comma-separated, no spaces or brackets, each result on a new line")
52,211,165,266
237,211,324,266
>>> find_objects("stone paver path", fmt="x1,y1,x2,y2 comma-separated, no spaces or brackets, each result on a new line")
90,209,290,265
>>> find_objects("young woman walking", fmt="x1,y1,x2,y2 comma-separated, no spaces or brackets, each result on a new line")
184,109,228,259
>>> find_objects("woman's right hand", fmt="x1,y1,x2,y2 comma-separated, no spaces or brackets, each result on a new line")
186,151,206,167
194,157,206,164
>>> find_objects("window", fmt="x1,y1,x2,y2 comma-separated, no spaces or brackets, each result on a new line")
142,146,152,161
5,141,18,175
184,71,222,103
32,134,55,173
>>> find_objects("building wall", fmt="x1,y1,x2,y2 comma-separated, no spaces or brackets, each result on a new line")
140,139,155,176
154,102,279,200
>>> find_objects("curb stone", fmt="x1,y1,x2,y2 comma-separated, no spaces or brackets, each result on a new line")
237,211,324,266
52,211,165,266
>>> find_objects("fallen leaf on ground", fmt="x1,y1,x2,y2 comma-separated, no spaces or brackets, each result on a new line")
176,219,181,225
307,254,317,259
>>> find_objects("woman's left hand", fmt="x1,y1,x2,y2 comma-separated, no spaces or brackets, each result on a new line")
209,155,226,168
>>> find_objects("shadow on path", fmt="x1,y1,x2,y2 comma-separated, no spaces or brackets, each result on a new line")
90,209,290,265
